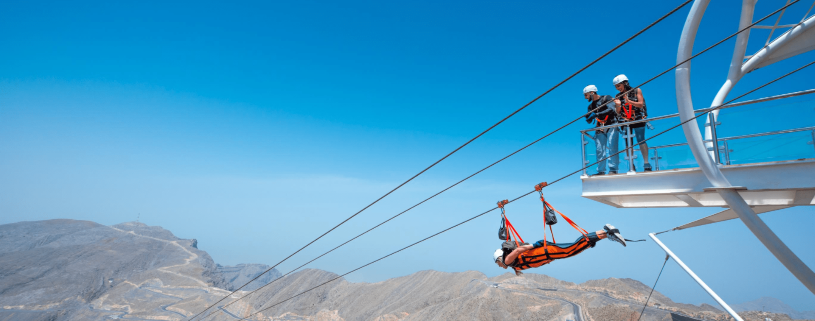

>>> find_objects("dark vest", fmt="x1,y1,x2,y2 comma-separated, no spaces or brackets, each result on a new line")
588,95,618,127
616,88,647,123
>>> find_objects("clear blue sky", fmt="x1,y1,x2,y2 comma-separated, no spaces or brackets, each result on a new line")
1,0,814,311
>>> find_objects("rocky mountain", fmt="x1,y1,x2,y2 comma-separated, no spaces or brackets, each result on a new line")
217,263,282,291
734,297,815,320
0,219,810,321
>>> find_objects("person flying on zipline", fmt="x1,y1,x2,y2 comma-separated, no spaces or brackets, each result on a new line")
494,223,626,275
493,183,628,276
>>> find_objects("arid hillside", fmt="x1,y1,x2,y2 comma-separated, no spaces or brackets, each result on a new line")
0,219,809,321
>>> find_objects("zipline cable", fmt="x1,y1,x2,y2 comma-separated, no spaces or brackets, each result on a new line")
637,255,670,321
236,60,815,321
197,3,800,318
186,2,694,319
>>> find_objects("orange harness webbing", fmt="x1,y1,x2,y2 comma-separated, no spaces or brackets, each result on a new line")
622,101,636,121
499,183,590,271
513,237,593,270
596,114,609,125
498,200,524,245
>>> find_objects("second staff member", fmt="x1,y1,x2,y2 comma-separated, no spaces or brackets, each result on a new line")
613,74,652,172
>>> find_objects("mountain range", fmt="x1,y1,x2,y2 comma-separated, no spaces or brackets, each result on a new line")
0,219,810,321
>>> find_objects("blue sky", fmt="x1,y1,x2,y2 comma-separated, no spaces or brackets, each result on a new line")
2,0,814,311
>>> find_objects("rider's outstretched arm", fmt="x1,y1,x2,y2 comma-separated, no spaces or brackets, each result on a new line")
503,243,534,266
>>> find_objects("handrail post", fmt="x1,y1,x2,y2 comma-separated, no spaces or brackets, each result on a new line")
708,112,721,164
723,139,731,165
810,129,815,153
648,233,744,321
581,132,588,176
626,125,636,174
651,147,660,170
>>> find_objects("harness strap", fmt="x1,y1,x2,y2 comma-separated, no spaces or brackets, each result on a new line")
544,200,589,239
505,218,524,244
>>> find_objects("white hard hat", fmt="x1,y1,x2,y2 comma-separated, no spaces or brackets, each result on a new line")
583,85,597,94
613,74,628,85
493,249,503,262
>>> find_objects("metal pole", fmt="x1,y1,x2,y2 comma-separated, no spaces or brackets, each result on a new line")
708,113,721,164
627,125,635,174
810,129,815,153
648,233,745,321
717,188,815,294
581,133,588,176
651,147,660,170
675,0,815,295
723,139,731,165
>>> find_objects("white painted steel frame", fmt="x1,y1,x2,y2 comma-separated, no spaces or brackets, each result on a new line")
648,233,744,321
676,0,815,295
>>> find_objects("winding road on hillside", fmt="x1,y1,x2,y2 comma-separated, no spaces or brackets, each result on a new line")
475,280,585,321
97,226,232,320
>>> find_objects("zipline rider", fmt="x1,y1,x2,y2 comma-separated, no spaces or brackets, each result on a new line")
584,85,620,175
494,224,627,275
493,191,629,276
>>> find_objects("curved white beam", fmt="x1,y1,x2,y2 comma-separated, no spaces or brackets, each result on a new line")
743,14,815,73
706,0,757,153
676,0,730,187
676,0,815,295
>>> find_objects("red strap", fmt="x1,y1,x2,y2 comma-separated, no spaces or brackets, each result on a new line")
544,200,589,239
505,218,524,244
597,114,609,125
542,213,548,247
625,102,633,120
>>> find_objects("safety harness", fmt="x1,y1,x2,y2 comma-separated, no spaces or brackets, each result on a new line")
619,89,647,122
497,182,591,270
596,114,610,125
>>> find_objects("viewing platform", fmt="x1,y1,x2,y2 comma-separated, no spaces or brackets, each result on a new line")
579,91,815,209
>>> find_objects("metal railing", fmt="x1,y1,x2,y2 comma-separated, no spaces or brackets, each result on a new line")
579,89,815,176
648,126,815,170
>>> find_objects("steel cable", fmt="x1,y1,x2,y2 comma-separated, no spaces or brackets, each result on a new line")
196,2,802,319
637,255,670,321
237,57,815,321
185,2,695,320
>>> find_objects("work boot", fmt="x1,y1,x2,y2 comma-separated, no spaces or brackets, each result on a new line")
608,170,617,175
644,163,652,172
604,224,626,247
591,172,606,176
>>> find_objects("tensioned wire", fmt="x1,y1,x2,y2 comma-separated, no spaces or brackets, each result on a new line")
185,1,695,319
235,38,815,321
195,1,802,319
637,255,671,321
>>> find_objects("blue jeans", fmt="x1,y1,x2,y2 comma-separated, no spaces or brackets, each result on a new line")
594,126,619,173
533,232,601,249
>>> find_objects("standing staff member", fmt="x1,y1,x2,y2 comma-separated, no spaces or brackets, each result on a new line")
613,74,652,172
584,85,619,175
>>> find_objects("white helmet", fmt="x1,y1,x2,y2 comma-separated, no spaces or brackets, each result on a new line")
613,74,628,86
493,249,503,262
583,85,597,94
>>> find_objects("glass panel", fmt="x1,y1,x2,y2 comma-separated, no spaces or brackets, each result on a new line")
725,130,815,165
583,133,598,174
651,144,699,170
718,98,815,137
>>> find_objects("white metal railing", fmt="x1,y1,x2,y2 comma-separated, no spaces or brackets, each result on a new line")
579,89,815,176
